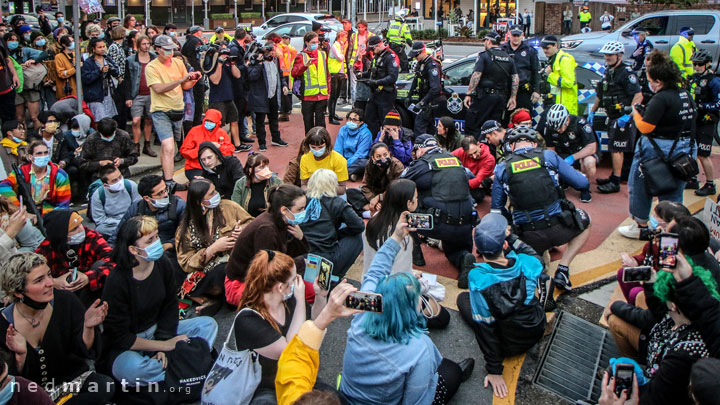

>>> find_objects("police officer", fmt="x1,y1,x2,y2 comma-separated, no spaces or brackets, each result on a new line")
544,104,598,203
387,11,413,73
407,41,444,135
689,49,720,196
401,135,477,288
630,28,653,73
501,24,541,112
464,31,518,139
540,35,578,115
670,26,696,79
588,41,642,194
362,36,400,138
578,6,592,30
492,126,591,290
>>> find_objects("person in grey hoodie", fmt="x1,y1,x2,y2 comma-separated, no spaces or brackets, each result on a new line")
89,164,140,240
57,113,94,203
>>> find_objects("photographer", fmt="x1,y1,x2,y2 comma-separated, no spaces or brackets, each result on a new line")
208,44,244,152
247,41,288,151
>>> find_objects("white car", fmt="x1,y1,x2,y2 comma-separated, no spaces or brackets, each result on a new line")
261,21,340,53
252,13,341,37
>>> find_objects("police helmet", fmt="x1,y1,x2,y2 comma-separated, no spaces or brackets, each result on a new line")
505,126,539,144
545,104,570,130
599,41,624,55
691,49,713,64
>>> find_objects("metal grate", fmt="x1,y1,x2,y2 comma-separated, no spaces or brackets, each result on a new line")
533,311,622,403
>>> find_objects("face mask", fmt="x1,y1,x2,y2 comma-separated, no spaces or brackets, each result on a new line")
151,197,170,209
169,32,176,37
309,43,318,51
204,121,216,131
68,42,75,50
57,17,64,23
311,146,326,158
11,136,22,144
71,129,82,137
346,121,358,130
98,32,105,39
101,134,115,142
649,215,659,230
283,283,295,301
45,122,58,133
140,239,164,261
285,209,306,225
23,34,30,42
67,228,86,245
163,49,173,56
35,39,46,47
0,376,15,404
255,166,272,181
21,294,49,310
374,157,391,168
33,155,50,167
204,193,221,210
7,41,18,50
107,179,125,192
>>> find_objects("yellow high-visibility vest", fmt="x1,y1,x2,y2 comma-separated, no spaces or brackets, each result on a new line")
302,51,329,96
328,41,346,74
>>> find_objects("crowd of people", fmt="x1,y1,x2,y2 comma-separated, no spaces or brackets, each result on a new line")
0,8,717,405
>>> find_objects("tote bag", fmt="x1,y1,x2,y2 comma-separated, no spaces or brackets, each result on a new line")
201,308,262,405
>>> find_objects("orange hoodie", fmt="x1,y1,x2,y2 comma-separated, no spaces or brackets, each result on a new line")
180,109,235,171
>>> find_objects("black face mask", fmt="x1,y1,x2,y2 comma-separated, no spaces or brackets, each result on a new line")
21,294,49,310
373,157,391,168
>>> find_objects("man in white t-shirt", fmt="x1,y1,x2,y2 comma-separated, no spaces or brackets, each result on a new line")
600,11,614,31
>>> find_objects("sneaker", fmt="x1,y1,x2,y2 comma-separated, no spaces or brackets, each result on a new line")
538,274,557,312
278,113,290,122
685,178,700,190
580,190,592,203
596,177,612,185
235,144,252,152
174,151,183,163
457,253,476,289
167,180,187,193
271,139,288,147
329,119,341,125
553,269,572,291
695,183,717,196
349,174,359,182
618,221,650,240
259,144,267,151
240,135,254,143
597,182,620,194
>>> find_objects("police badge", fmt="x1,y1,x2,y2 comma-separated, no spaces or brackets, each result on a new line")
447,93,463,114
521,51,526,57
701,79,708,87
629,75,637,84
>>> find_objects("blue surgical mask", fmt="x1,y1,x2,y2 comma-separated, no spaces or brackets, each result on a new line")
346,121,358,130
11,136,22,144
36,39,46,47
102,134,115,142
71,129,82,137
649,215,659,230
23,34,31,42
204,193,221,210
7,41,18,50
169,32,177,37
33,155,50,167
57,17,64,23
283,283,294,301
286,209,306,225
311,146,326,158
67,228,86,245
163,49,173,56
141,239,164,261
98,32,105,39
309,43,318,51
204,121,217,131
151,197,170,209
0,375,15,404
68,42,75,50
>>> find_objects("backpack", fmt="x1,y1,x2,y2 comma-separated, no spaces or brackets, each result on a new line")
22,62,48,90
9,57,23,93
87,178,133,223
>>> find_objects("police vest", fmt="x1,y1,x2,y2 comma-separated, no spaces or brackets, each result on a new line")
579,11,591,22
480,48,513,93
387,20,405,45
415,57,442,98
419,151,470,203
692,72,720,122
302,52,329,96
505,149,563,213
601,66,636,118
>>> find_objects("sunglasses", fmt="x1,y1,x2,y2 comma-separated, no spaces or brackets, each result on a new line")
693,62,706,66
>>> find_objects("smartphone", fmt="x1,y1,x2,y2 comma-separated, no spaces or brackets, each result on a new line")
317,257,333,290
303,254,321,283
622,266,655,283
406,213,434,230
614,363,634,398
344,291,383,313
66,267,77,283
659,233,679,269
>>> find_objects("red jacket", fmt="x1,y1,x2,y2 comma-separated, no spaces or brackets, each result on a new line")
180,108,235,171
452,144,495,189
291,49,330,101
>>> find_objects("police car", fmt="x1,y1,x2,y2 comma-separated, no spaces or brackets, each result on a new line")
394,55,612,152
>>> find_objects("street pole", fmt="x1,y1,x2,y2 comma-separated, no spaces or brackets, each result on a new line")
203,0,209,30
434,0,438,32
473,0,477,36
192,0,195,26
261,0,265,21
73,0,82,114
234,0,238,26
146,0,152,28
286,0,289,14
351,0,355,24
363,0,366,22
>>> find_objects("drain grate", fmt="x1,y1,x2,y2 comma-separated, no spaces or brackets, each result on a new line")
533,311,622,403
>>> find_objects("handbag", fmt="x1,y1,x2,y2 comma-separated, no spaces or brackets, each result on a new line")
22,62,47,90
165,337,215,404
201,308,262,405
165,109,185,122
639,136,690,195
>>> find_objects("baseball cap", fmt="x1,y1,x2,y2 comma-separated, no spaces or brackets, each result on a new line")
187,26,203,35
540,35,559,48
17,25,32,35
281,33,291,39
408,41,426,58
481,120,502,135
509,24,523,35
154,35,178,50
473,213,508,255
414,134,439,148
680,26,695,36
215,26,225,33
368,36,382,47
483,31,502,43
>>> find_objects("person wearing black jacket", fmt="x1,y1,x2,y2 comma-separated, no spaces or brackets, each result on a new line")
228,28,253,145
198,141,244,199
501,25,541,113
181,26,207,127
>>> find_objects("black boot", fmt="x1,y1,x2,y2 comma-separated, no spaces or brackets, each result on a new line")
412,240,426,267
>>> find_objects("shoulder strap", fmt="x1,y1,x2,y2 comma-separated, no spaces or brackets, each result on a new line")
644,135,680,162
169,195,178,220
226,307,264,350
98,186,106,205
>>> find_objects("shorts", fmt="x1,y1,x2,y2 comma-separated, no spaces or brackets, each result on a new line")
607,118,637,153
208,100,239,124
130,94,151,118
151,111,182,142
696,121,716,157
519,209,591,254
15,89,40,105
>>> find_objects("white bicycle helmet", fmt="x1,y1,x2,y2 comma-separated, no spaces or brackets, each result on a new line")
599,41,625,55
546,104,570,130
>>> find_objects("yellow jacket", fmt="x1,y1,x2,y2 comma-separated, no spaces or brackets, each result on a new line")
209,33,233,43
275,321,326,405
670,36,696,78
547,49,578,115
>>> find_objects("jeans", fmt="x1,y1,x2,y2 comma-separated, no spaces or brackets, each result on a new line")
348,158,367,177
301,99,328,134
151,111,182,142
311,233,364,278
349,68,357,103
111,316,219,385
628,136,694,222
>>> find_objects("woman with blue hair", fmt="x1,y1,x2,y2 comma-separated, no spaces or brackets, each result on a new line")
339,213,474,404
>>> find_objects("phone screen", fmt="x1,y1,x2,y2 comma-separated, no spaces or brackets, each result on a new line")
622,266,653,282
406,213,433,230
345,292,383,313
317,258,333,290
659,234,679,269
614,364,634,397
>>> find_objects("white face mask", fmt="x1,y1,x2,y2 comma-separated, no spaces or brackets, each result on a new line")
67,228,86,245
151,197,170,209
107,178,125,192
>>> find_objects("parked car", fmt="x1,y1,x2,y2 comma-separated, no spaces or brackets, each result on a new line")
8,14,57,32
253,13,341,37
261,21,340,53
560,10,720,67
394,54,612,151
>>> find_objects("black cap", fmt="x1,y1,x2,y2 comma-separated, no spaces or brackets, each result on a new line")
481,120,502,135
312,21,323,32
509,24,523,35
368,36,382,47
414,134,439,148
408,41,426,58
281,33,291,39
483,31,502,44
540,35,559,48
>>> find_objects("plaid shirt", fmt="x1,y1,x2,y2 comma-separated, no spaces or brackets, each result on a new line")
35,228,114,291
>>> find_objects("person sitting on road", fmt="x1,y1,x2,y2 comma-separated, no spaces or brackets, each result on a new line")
180,109,236,181
80,117,139,181
0,196,44,253
299,169,365,278
175,179,252,316
452,136,495,204
231,152,282,217
299,127,349,196
508,108,532,128
435,116,463,152
543,103,598,203
339,214,475,404
359,142,405,216
373,110,413,166
0,120,29,175
197,141,244,200
479,120,508,161
284,138,309,187
456,213,546,400
57,114,93,203
90,164,141,240
333,108,373,181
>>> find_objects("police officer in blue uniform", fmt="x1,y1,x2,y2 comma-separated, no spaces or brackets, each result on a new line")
492,126,591,291
401,135,477,288
501,24,541,113
464,31,519,139
630,28,653,73
588,41,642,194
407,41,445,136
362,36,400,138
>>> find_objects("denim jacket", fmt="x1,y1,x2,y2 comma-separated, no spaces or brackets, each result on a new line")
339,238,442,405
124,52,157,100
